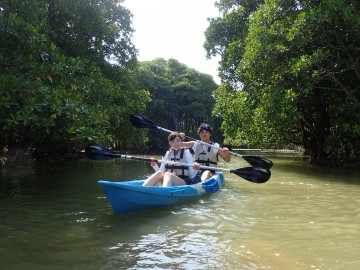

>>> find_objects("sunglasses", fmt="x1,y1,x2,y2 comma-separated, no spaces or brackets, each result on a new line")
169,137,182,144
199,125,212,133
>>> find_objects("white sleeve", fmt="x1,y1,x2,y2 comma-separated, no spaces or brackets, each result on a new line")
184,149,198,178
151,164,160,172
191,141,199,152
158,151,169,172
212,142,220,155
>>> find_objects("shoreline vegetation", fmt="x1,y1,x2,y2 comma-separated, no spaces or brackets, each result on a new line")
233,148,302,154
2,146,359,168
0,146,303,169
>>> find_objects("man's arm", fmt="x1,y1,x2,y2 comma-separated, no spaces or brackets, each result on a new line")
218,147,231,162
179,133,195,148
181,141,195,148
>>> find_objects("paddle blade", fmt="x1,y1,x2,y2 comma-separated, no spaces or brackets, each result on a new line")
130,114,158,129
242,156,273,169
230,167,271,183
85,145,118,161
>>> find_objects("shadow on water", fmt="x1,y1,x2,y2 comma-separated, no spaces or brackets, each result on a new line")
273,157,360,185
263,153,360,185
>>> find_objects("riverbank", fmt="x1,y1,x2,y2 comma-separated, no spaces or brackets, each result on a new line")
233,148,304,154
1,146,304,168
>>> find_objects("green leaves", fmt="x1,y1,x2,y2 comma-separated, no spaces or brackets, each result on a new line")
137,58,220,150
205,0,360,165
0,0,145,161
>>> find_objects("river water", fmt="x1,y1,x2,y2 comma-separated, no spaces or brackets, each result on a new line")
0,153,359,270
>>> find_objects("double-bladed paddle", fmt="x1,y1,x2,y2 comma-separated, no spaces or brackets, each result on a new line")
129,114,273,169
85,145,271,183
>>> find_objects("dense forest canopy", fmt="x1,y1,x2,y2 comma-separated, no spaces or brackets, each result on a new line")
136,58,220,151
0,0,219,163
205,0,360,166
1,0,359,167
0,0,149,162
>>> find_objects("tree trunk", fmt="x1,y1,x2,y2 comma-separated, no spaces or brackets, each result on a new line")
299,89,336,166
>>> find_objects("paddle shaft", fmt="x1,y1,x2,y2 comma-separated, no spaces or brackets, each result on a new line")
85,145,270,183
129,114,273,169
112,156,269,183
91,152,219,171
154,125,244,158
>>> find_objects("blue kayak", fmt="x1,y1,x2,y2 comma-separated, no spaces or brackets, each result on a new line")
98,172,224,214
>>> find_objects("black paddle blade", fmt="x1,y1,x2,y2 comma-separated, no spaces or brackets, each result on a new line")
130,114,158,129
231,167,271,183
243,156,273,169
85,145,118,161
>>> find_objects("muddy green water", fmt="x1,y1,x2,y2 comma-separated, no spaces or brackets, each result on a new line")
0,153,359,270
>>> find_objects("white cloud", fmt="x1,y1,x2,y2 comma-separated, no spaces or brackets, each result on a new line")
123,0,221,84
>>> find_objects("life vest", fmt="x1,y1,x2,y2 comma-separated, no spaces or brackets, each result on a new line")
194,142,218,167
164,148,190,179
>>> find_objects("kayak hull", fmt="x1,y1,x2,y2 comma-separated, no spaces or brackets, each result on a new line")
98,172,224,214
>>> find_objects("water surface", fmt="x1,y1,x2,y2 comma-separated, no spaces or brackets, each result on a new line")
1,154,359,269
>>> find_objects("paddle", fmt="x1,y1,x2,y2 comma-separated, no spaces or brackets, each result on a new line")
85,145,271,183
129,114,273,169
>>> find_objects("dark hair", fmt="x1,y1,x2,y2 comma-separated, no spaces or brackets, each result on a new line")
168,132,182,142
198,123,212,134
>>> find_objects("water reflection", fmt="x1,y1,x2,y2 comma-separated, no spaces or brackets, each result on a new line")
1,155,360,269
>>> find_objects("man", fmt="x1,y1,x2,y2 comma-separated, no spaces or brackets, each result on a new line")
181,123,230,181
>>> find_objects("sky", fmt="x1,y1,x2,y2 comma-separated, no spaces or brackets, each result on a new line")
123,0,221,84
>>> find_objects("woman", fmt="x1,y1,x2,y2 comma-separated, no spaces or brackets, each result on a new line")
142,132,200,187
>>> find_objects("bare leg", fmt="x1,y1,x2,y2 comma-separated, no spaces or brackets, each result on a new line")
162,172,186,187
142,171,164,186
201,170,212,181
